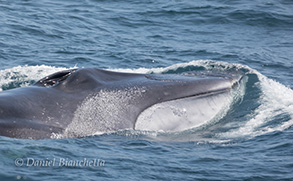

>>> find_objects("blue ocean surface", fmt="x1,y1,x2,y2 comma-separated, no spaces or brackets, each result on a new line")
0,0,293,180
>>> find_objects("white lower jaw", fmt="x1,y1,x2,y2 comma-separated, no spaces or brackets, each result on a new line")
135,85,243,132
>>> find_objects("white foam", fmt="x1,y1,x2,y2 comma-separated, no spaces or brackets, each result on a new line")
218,67,293,139
107,60,249,74
0,65,73,91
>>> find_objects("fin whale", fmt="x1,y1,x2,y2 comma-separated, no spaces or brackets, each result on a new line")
0,68,243,139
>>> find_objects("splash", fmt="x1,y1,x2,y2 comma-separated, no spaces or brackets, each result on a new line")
218,71,293,139
0,65,71,91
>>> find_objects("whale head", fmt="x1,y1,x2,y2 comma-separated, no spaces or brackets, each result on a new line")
0,68,244,139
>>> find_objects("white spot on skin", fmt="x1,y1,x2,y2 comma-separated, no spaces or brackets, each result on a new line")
61,87,144,138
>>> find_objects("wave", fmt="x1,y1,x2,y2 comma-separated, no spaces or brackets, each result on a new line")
0,60,292,141
226,9,293,27
136,5,293,27
0,65,70,91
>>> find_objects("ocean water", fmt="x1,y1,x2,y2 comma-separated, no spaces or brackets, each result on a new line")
0,0,293,180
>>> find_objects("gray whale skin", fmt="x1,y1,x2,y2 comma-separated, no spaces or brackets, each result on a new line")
0,68,243,139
